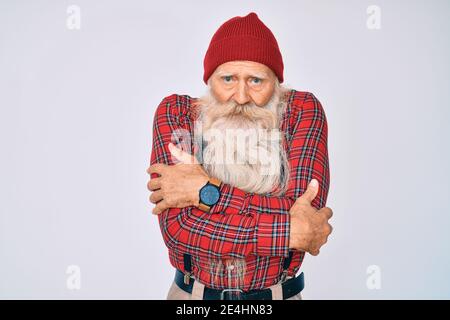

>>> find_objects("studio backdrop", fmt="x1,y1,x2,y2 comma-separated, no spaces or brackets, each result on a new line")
1,0,449,299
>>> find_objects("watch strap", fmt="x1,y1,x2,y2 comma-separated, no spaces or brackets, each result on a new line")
198,202,212,213
208,177,221,188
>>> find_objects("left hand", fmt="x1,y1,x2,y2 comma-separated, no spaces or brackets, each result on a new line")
147,143,209,215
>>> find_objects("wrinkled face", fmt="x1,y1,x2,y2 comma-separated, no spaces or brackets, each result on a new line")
208,60,278,107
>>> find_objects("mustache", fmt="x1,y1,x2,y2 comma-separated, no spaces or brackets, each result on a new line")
203,100,278,130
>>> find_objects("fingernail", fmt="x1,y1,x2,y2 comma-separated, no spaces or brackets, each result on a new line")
310,179,318,187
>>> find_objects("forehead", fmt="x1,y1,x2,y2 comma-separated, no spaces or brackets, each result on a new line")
214,60,273,78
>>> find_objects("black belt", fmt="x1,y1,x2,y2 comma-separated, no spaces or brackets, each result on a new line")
174,269,304,300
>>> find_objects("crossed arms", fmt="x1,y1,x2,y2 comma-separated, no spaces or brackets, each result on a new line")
148,93,330,259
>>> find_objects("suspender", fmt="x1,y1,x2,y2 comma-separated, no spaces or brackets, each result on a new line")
280,250,294,282
182,251,294,285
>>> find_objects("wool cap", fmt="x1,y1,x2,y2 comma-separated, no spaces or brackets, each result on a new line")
203,12,284,84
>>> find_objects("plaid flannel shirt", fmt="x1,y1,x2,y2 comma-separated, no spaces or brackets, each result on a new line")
149,89,330,291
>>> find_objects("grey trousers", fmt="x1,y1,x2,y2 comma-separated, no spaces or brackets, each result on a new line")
166,277,303,300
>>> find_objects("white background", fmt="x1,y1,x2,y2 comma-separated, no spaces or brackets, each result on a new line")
1,0,449,299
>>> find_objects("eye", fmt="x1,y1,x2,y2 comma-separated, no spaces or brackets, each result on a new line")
251,77,263,84
222,76,233,83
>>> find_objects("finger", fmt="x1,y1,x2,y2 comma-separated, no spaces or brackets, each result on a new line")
296,179,319,205
147,163,168,175
327,223,333,235
321,226,333,245
322,234,330,247
152,200,169,215
310,249,320,256
149,190,164,204
321,207,333,220
147,177,162,191
168,142,199,165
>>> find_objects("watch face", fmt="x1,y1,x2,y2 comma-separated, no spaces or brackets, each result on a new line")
200,184,220,206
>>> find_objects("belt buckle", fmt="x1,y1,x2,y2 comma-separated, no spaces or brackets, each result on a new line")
220,288,244,300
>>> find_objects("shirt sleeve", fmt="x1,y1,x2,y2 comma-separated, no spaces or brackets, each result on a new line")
150,95,291,259
210,92,330,215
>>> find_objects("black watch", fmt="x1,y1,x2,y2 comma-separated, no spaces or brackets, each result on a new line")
198,177,221,212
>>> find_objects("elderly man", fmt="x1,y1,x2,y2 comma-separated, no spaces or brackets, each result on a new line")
147,12,333,300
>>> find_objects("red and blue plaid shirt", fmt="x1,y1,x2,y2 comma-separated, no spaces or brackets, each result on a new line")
149,89,330,291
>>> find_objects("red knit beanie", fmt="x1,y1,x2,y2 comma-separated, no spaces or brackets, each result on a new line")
203,12,284,84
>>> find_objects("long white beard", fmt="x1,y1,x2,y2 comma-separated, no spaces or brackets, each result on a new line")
194,85,290,197
191,84,291,290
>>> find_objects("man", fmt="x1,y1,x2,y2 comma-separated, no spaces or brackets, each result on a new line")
147,12,333,300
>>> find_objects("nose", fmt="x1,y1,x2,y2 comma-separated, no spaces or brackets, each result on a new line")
232,82,251,105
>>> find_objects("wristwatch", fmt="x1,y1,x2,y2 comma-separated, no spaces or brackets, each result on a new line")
198,177,221,212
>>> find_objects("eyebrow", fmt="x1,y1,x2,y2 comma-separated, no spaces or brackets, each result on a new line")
216,70,269,79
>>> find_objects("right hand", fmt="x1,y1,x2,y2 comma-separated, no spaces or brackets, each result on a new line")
288,179,333,256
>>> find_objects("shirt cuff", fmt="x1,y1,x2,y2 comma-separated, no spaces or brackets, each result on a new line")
255,213,291,257
209,182,249,214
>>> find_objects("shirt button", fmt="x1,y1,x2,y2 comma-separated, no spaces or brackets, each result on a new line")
227,265,235,271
